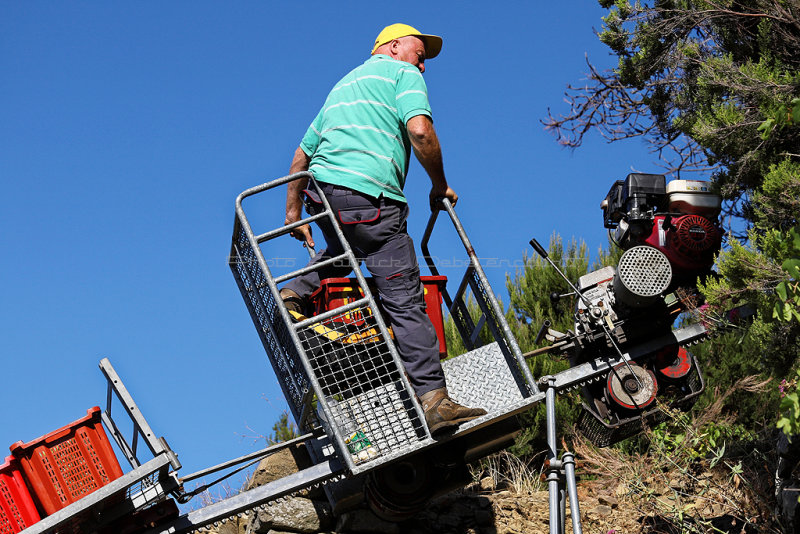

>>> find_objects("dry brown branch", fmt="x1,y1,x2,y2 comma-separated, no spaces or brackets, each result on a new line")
543,0,800,191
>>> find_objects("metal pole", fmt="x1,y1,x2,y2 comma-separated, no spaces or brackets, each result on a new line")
562,451,583,534
544,377,562,534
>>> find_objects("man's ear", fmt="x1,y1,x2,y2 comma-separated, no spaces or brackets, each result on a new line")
389,39,400,57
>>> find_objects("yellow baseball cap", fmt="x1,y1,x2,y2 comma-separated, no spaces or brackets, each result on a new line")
371,23,443,59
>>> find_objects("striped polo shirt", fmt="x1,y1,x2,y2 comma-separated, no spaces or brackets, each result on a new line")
299,54,432,202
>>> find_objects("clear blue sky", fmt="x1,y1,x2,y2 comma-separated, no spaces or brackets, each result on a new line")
1,1,658,498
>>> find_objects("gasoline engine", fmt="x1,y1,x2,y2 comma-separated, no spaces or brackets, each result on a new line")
533,173,724,446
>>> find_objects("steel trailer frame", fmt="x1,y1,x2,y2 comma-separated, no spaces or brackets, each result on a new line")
20,359,181,534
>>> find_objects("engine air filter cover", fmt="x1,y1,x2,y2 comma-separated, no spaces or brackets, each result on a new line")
613,246,672,307
607,362,658,411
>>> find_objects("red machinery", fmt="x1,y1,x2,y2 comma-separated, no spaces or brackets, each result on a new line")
538,174,725,446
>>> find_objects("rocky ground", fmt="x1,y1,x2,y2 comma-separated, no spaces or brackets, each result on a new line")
208,482,638,534
203,445,774,534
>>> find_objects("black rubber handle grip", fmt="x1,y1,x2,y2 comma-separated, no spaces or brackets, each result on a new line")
534,319,552,344
529,238,548,259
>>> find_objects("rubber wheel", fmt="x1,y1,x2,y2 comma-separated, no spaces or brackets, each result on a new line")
364,455,434,522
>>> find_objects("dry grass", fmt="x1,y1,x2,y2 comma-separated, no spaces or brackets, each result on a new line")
570,376,778,533
471,449,547,495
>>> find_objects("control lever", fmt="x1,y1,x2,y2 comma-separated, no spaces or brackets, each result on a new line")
529,238,642,389
535,319,552,345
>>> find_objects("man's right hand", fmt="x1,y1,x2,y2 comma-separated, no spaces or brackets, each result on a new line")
285,215,315,249
285,147,314,248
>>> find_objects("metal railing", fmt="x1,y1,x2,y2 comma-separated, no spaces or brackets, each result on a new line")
420,198,539,397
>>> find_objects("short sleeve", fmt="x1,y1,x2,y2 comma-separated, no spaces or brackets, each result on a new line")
300,108,323,156
395,66,432,124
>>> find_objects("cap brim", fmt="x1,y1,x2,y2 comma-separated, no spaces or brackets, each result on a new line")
417,34,442,59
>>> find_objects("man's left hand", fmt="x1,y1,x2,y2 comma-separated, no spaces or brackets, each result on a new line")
429,185,458,211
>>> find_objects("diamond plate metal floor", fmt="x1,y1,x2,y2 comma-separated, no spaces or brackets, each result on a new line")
443,342,529,414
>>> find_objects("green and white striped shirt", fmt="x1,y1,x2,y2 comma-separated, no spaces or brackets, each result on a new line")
300,55,432,202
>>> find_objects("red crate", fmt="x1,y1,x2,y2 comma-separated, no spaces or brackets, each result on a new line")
310,278,371,327
309,276,449,358
421,276,448,358
0,456,40,534
9,407,124,516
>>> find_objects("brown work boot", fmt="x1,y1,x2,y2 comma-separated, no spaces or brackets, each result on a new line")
279,288,305,315
419,388,488,436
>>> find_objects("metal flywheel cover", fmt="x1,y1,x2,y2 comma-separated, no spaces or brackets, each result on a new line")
606,362,658,410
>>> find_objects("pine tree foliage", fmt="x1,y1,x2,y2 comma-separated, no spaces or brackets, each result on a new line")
267,410,298,445
545,0,800,226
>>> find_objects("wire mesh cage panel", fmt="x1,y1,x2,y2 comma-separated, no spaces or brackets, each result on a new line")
297,306,427,468
230,176,430,473
230,222,317,431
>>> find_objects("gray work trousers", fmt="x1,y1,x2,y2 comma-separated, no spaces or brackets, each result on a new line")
284,182,446,397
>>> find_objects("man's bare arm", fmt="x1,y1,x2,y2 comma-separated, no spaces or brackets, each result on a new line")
285,147,314,247
407,114,457,210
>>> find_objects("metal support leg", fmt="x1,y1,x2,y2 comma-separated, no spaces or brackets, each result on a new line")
545,377,562,534
544,376,583,534
563,451,582,534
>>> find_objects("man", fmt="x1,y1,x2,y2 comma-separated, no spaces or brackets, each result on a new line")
280,23,486,435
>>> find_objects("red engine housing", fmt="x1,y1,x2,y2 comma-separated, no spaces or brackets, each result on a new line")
643,215,721,275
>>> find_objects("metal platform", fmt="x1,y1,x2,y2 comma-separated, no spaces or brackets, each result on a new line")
227,173,543,480
141,176,718,533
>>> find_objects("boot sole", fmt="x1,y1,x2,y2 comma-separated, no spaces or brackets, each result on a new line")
428,413,486,436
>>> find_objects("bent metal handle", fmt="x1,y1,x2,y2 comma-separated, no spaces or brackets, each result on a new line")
421,196,539,395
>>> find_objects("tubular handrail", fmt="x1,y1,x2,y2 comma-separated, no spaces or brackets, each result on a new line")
229,172,433,474
420,199,539,395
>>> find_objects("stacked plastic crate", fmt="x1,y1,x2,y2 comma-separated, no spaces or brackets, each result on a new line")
0,456,40,534
0,407,123,533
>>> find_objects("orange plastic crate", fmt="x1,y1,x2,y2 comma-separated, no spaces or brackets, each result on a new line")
310,276,449,358
9,407,124,516
0,456,40,534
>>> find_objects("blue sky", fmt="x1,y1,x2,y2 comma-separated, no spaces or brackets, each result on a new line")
1,1,659,497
